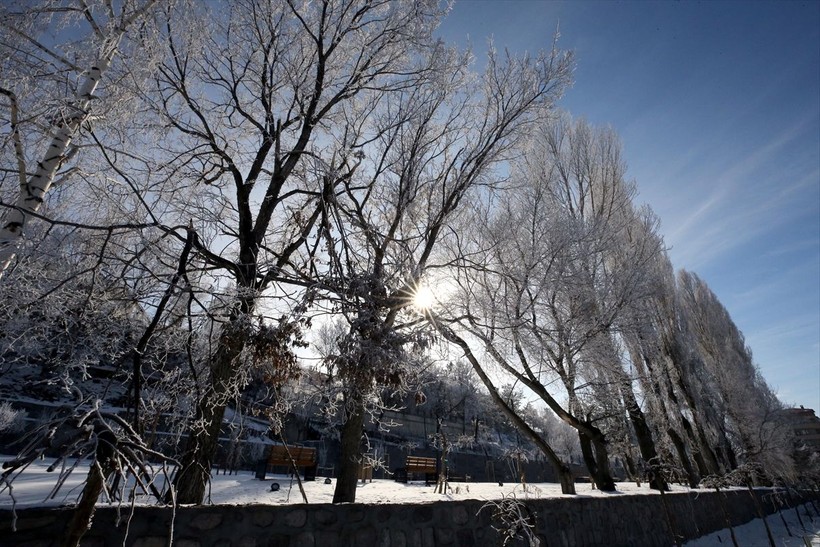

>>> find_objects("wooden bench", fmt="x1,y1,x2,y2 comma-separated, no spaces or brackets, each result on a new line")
358,461,373,483
396,456,437,484
255,445,317,481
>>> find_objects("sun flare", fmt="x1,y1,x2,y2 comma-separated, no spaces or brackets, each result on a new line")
413,285,436,310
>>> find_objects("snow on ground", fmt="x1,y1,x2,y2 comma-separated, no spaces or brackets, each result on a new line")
684,503,820,546
1,456,665,507
3,457,819,544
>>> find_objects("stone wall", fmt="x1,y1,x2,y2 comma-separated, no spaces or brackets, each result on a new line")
2,488,816,547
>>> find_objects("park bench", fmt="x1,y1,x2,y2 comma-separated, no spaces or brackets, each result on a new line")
394,456,438,484
358,461,373,483
255,444,317,481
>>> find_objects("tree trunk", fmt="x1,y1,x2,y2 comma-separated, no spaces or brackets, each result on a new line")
695,425,722,475
62,434,115,547
668,427,699,488
171,325,246,504
680,417,714,478
578,431,616,492
629,336,699,487
719,438,738,470
439,325,576,494
665,338,723,476
333,395,366,503
171,396,228,504
557,466,575,495
579,432,596,483
623,454,638,483
619,375,667,490
592,437,616,491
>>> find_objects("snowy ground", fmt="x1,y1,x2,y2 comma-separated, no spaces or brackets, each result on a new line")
2,457,819,545
684,504,820,546
0,456,666,507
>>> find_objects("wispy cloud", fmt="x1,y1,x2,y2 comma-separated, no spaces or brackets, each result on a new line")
658,114,819,270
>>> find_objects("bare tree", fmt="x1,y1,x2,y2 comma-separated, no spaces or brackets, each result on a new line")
439,114,663,492
315,37,573,501
0,0,162,278
677,270,794,479
117,0,459,503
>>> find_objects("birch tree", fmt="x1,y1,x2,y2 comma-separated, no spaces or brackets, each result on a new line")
0,0,162,279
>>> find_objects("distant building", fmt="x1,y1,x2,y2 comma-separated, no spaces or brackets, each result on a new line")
782,406,820,452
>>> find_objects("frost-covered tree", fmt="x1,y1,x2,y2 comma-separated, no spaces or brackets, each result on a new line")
315,36,573,502
0,223,151,400
125,0,464,504
439,114,662,492
0,0,162,278
677,270,794,478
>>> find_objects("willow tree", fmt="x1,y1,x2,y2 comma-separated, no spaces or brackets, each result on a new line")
440,114,662,492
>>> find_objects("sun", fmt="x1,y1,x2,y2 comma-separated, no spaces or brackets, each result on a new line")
413,285,436,311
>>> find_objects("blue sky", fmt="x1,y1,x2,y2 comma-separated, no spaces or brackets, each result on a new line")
437,0,820,410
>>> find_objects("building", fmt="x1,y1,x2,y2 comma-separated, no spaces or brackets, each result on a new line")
782,406,820,452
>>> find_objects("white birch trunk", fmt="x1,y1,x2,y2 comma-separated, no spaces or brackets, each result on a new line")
0,0,159,280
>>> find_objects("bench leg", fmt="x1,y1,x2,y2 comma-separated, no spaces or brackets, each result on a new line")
255,459,267,480
304,465,317,482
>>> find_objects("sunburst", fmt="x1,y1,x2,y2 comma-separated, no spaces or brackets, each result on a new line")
413,285,436,311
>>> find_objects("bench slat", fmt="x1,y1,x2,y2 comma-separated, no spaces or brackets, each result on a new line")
267,445,316,467
256,445,317,482
406,456,436,473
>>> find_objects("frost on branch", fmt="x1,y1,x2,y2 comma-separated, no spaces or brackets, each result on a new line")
480,494,541,547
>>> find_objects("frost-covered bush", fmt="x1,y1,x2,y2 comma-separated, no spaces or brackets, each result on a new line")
0,402,27,433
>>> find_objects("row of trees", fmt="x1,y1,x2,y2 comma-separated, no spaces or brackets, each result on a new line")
0,0,807,523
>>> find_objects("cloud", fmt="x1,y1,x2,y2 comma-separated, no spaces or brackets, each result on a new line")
657,115,819,270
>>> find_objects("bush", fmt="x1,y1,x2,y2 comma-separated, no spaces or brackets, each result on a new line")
0,402,27,434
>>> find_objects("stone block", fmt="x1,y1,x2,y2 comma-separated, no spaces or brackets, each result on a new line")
15,541,56,547
252,509,275,528
314,531,340,545
5,516,59,532
284,509,306,528
294,531,315,547
132,537,169,547
391,529,407,547
265,534,289,547
408,528,422,547
451,505,469,525
412,506,433,524
421,527,434,547
190,512,223,530
376,506,392,523
455,528,475,547
433,527,455,546
354,525,376,545
346,507,366,523
314,509,337,526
